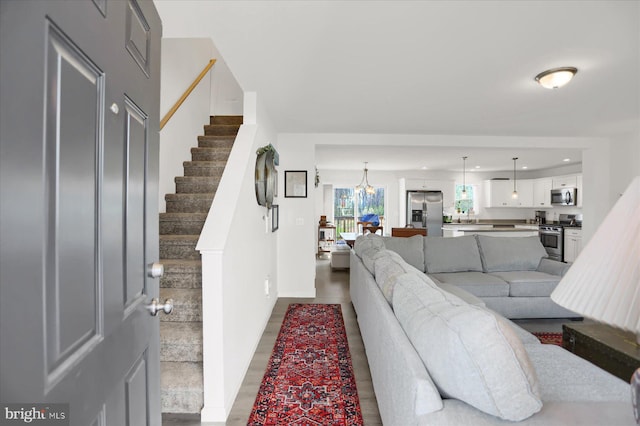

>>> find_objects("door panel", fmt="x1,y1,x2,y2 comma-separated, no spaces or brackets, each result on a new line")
124,97,148,309
0,1,162,424
44,18,104,379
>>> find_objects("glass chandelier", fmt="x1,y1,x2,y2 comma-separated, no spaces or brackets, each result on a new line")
355,162,376,195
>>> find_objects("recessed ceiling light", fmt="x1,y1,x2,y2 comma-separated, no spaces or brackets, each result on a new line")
421,166,428,170
535,67,578,89
475,165,481,169
522,166,528,170
563,158,571,162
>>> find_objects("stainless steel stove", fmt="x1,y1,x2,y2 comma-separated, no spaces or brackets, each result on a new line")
538,214,582,261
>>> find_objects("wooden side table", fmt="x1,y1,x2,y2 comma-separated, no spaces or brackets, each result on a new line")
562,322,640,382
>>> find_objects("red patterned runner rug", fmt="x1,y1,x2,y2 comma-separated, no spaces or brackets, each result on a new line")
532,331,564,346
248,303,364,425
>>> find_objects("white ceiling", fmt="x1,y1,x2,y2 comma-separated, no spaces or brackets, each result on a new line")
155,0,639,172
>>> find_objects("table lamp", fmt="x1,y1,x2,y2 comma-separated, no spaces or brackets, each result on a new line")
551,175,640,423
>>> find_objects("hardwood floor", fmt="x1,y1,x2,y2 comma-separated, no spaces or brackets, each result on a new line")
162,257,382,425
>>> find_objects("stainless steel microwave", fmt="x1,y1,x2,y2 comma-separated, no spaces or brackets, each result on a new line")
551,187,577,206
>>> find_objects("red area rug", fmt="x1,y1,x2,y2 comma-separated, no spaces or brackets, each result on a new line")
532,331,564,346
248,303,363,425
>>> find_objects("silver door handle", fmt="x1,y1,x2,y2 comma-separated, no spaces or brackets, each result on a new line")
147,262,164,278
146,298,173,316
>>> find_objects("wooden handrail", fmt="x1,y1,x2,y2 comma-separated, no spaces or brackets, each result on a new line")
160,59,216,130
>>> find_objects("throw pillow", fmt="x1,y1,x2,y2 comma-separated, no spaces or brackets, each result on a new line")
424,236,483,273
382,235,425,271
392,274,543,421
477,235,547,272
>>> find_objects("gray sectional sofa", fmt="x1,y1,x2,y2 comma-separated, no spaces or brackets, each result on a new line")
380,234,579,319
350,234,634,425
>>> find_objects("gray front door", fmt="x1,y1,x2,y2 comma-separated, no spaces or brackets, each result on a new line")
0,1,162,425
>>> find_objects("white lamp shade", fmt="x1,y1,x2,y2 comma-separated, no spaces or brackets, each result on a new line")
551,176,640,333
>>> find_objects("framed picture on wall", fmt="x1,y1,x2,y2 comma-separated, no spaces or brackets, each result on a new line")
272,204,279,232
284,170,307,198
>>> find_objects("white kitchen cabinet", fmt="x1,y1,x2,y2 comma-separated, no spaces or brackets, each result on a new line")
484,179,533,207
512,179,533,207
564,228,583,263
552,175,578,189
532,177,552,208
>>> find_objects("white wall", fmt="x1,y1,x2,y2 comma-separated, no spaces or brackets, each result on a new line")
276,135,317,297
159,38,214,212
198,93,278,421
610,131,640,199
209,43,244,116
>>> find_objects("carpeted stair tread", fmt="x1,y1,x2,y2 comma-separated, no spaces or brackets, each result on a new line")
203,124,240,136
209,115,243,125
174,176,220,194
165,193,214,213
159,235,200,260
159,213,207,235
197,135,235,149
161,361,203,413
160,288,202,322
161,322,202,362
182,161,226,177
190,147,232,162
160,259,202,289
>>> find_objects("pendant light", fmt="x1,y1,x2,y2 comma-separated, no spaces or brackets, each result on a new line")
355,162,375,195
511,157,519,199
461,156,468,199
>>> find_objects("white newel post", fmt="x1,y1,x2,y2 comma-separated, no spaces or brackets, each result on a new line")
200,249,227,421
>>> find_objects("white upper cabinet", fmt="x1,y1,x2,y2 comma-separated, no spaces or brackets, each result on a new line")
484,179,533,207
532,177,552,208
512,179,533,207
552,175,578,189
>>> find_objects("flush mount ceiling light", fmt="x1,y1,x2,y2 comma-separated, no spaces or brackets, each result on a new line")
535,67,578,89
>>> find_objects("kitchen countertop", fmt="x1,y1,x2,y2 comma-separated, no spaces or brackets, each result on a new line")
442,223,539,233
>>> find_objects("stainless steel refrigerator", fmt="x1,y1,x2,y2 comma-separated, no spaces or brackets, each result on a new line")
406,190,443,237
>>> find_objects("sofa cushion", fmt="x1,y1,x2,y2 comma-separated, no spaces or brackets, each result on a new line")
374,255,413,304
424,236,483,273
360,247,387,274
393,275,543,420
383,235,425,271
430,271,510,297
433,281,486,307
537,257,570,276
525,344,629,402
393,275,542,421
490,271,561,297
477,235,548,272
354,233,385,257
